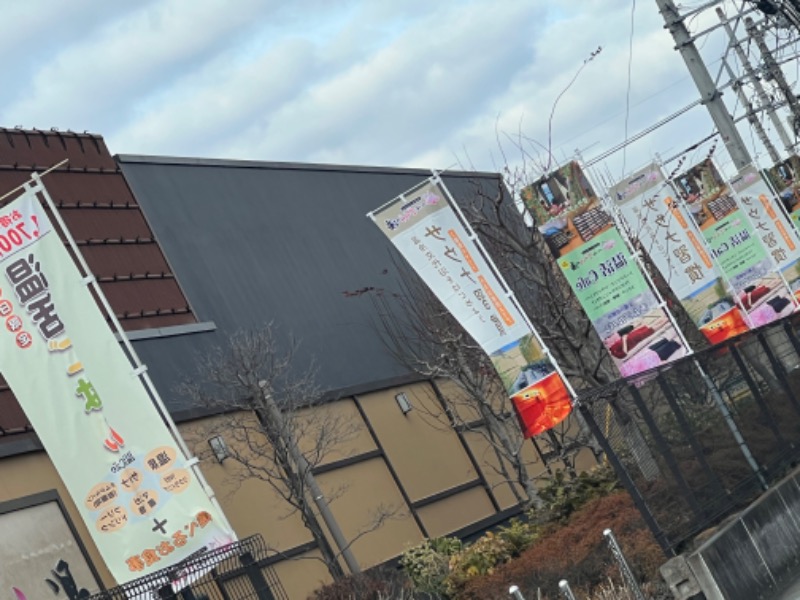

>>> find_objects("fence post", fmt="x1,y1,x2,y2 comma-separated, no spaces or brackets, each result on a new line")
157,585,177,599
239,551,275,600
558,579,577,600
604,528,646,600
577,402,674,556
628,385,704,519
757,331,800,414
730,344,785,445
509,584,526,599
656,374,727,501
693,355,767,489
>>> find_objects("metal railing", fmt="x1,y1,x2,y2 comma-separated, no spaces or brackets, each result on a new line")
87,535,288,600
576,315,800,556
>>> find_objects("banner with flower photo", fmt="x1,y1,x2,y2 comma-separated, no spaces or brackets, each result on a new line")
370,177,572,437
611,162,748,345
674,159,797,329
730,163,800,304
522,161,687,376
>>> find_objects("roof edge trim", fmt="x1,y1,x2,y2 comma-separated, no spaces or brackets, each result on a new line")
120,321,216,342
0,434,43,458
115,154,500,179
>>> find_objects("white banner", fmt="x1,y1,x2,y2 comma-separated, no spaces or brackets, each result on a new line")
612,163,716,301
730,164,800,301
372,180,529,354
611,163,750,345
674,158,797,329
371,178,573,438
0,183,233,585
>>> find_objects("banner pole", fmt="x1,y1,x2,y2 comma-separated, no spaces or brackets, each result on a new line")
607,164,765,484
0,158,69,205
29,172,237,540
428,170,580,403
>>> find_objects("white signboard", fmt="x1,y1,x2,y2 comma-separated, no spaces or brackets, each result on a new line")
371,178,573,437
730,164,800,301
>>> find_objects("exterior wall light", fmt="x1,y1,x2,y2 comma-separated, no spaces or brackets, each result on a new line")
208,435,229,463
395,392,412,415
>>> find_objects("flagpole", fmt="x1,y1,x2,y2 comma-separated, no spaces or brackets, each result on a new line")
28,170,237,540
428,170,580,403
0,158,69,204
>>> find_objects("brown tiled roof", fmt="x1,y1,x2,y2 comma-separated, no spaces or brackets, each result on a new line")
0,128,197,438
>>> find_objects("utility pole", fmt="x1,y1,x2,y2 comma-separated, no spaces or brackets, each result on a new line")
655,0,753,169
746,0,800,32
746,16,800,142
717,7,794,153
722,56,780,162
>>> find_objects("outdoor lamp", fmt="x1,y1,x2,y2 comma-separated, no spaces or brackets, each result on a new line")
395,392,412,415
208,435,229,463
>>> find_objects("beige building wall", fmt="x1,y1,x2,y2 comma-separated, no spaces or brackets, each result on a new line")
355,382,478,502
0,380,598,599
316,457,423,564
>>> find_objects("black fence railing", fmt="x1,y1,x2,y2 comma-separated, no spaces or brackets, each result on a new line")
87,534,288,600
577,315,800,557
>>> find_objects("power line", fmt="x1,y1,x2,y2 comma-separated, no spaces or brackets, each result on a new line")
587,99,703,166
621,0,638,177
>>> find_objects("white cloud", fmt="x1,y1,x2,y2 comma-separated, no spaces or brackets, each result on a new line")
0,0,784,181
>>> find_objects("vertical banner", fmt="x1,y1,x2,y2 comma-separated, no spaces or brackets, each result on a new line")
766,155,800,229
611,163,748,345
522,161,687,377
734,163,800,302
370,178,572,437
674,159,796,328
0,184,233,586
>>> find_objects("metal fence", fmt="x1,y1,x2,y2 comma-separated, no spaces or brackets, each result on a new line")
577,314,800,557
87,535,288,600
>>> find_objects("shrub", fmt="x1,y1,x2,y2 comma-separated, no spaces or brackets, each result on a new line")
308,566,439,600
400,537,461,596
496,518,539,557
444,531,513,597
460,491,664,600
535,465,620,524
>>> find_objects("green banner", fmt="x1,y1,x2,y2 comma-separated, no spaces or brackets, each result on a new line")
558,228,648,323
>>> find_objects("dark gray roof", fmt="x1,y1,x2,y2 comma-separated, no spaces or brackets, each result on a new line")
118,155,502,413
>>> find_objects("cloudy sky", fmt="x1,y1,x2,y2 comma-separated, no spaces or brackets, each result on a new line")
0,0,794,183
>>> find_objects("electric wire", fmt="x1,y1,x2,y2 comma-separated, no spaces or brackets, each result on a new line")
621,0,637,177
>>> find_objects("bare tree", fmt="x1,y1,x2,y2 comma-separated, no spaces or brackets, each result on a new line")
353,151,623,510
462,169,617,390
371,258,550,509
178,324,399,580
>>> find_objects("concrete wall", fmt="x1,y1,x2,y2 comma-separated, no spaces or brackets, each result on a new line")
667,466,800,600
